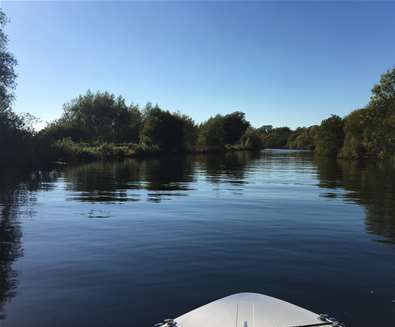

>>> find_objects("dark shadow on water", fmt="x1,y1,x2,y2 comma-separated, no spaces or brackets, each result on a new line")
0,169,58,317
195,151,261,185
315,157,395,244
63,156,195,203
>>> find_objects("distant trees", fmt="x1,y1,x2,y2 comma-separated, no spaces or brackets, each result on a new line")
287,126,317,150
260,127,293,148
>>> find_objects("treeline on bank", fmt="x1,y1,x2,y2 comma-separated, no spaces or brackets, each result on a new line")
2,93,265,167
1,67,395,168
0,9,395,168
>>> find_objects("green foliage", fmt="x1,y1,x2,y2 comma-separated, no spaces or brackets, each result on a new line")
197,115,226,150
222,111,250,144
140,106,197,152
314,115,344,157
0,10,34,167
197,112,250,150
370,68,395,107
57,90,142,143
287,126,317,150
52,138,136,162
240,127,263,150
0,10,17,111
339,68,395,160
1,11,394,168
261,127,292,148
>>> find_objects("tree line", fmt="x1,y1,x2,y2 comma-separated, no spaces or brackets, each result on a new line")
1,9,395,168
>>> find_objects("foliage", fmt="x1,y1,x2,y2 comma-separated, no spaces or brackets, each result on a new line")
240,127,263,150
140,105,197,152
197,115,226,150
0,10,17,111
1,7,395,168
314,115,344,157
222,111,250,144
197,112,250,150
287,126,317,150
0,9,35,167
260,127,292,148
52,138,136,162
370,68,395,107
339,68,395,159
53,90,142,143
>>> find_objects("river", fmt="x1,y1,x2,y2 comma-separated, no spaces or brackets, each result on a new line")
0,150,394,326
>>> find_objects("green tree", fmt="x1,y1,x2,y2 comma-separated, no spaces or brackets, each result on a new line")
55,91,142,143
314,115,344,157
0,10,36,167
0,10,16,111
340,68,395,159
370,68,395,107
140,106,197,152
197,115,226,149
222,111,250,145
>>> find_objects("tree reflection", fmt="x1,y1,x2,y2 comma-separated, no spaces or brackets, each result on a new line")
63,156,195,203
196,151,260,185
0,169,57,318
315,157,395,243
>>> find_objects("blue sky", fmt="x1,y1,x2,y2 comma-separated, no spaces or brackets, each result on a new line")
2,1,395,129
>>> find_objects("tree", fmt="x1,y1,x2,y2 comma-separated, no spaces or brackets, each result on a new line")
314,115,344,157
140,106,197,152
340,68,395,159
222,111,250,145
0,10,16,111
55,91,142,143
197,115,226,149
370,68,395,107
0,9,35,167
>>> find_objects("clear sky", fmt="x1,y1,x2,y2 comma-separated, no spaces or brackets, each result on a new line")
2,1,395,129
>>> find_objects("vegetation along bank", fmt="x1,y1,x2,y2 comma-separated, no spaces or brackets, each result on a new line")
0,9,394,168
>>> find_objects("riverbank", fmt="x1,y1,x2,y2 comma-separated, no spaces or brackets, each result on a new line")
23,138,263,168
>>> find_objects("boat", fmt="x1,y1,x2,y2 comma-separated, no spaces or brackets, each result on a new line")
154,292,344,327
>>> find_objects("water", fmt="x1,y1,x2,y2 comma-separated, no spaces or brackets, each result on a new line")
1,150,395,326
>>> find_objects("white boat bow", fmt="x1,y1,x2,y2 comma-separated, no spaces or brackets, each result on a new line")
155,292,344,327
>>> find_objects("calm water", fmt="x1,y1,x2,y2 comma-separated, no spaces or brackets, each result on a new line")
1,150,395,326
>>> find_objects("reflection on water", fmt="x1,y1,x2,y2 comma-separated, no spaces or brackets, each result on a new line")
64,156,195,203
315,157,395,243
0,150,395,326
0,170,58,318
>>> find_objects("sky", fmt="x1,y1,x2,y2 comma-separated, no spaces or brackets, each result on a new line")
1,1,395,129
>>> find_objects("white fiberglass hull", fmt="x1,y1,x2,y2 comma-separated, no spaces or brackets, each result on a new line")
157,292,340,327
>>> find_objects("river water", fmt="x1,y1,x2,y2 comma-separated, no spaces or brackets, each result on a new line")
0,150,394,326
